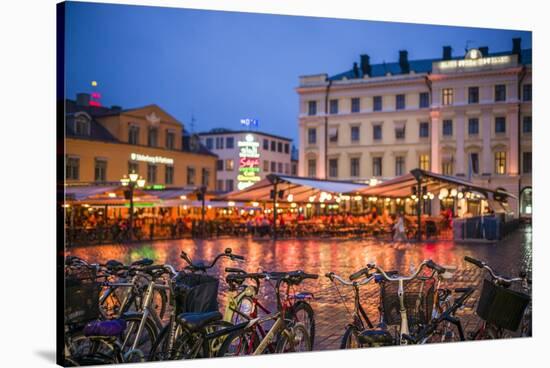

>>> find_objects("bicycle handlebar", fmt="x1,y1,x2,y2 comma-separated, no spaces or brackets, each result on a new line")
464,256,525,286
326,272,374,287
367,259,445,282
180,247,245,272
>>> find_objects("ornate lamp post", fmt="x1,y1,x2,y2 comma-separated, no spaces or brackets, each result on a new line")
120,171,146,240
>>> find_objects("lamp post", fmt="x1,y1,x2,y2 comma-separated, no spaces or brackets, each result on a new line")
120,171,146,241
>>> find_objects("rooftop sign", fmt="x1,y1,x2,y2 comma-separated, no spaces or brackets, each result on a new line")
433,50,516,74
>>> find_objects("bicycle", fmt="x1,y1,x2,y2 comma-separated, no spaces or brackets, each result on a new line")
464,256,531,340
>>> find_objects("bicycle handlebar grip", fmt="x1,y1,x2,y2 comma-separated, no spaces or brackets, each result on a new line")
349,268,368,281
464,256,484,268
426,260,446,274
304,273,319,279
225,267,245,273
325,272,334,279
231,254,245,260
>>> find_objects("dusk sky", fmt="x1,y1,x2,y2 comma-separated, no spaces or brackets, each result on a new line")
65,1,531,144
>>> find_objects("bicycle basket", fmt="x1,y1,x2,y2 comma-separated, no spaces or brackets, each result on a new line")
174,272,219,315
380,277,435,328
65,265,100,325
476,278,530,331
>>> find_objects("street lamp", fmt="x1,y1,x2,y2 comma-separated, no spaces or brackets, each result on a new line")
121,171,146,240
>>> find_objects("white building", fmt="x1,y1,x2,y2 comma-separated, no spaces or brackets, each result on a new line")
296,38,532,218
198,129,293,192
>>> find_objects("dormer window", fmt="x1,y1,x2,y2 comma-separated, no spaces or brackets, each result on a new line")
74,115,90,136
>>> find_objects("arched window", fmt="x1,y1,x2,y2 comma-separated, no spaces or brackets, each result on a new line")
520,187,533,217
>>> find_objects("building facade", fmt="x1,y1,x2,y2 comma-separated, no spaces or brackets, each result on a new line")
297,39,532,217
65,94,217,191
198,129,293,192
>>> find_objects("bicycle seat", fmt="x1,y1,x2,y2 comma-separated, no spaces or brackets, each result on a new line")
177,311,222,332
83,319,127,337
357,329,394,345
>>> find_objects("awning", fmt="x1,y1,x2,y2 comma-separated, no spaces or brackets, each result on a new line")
64,186,120,201
219,174,368,203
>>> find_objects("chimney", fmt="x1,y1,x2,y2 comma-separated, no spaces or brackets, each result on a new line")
442,46,452,60
360,54,371,76
512,37,522,63
399,50,409,73
76,93,90,106
352,62,359,78
479,46,489,57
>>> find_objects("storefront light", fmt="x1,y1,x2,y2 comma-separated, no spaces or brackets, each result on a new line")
457,192,464,199
320,203,326,208
290,202,297,208
251,201,259,207
440,188,449,198
129,172,139,182
180,195,187,200
228,201,236,207
450,188,458,197
287,194,294,202
306,203,312,208
309,196,315,203
108,192,116,198
137,178,146,188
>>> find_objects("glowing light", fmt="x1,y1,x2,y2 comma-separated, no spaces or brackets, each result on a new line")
309,196,315,203
306,203,312,208
440,188,449,198
180,195,187,200
228,201,235,207
207,205,212,209
354,195,362,201
450,188,458,197
91,80,98,87
320,203,326,208
108,192,116,198
287,194,294,202
251,201,259,207
335,197,341,203
369,178,379,186
457,192,464,199
290,202,297,208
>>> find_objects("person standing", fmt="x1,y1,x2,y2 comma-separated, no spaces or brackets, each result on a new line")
393,212,407,241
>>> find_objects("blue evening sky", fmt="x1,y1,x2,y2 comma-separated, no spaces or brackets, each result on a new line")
65,1,531,144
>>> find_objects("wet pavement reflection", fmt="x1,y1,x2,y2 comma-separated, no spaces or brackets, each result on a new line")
68,225,532,350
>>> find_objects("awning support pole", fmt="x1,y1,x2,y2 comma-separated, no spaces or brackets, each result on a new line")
416,178,422,242
272,180,278,240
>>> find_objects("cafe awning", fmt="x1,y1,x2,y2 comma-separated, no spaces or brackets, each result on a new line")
219,174,368,203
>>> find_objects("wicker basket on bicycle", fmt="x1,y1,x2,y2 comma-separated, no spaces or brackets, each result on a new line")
476,278,530,331
173,272,219,315
379,277,436,329
65,264,100,325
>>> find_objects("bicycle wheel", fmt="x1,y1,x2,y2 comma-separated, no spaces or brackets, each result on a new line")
217,328,259,357
291,301,315,348
275,323,311,353
427,320,463,343
232,296,255,325
68,333,122,365
340,325,363,349
120,314,158,361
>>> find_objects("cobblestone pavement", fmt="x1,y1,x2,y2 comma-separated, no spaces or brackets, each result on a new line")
68,225,532,351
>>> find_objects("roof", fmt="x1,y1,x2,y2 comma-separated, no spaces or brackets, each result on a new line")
197,129,293,142
181,130,217,157
65,113,119,142
329,49,532,81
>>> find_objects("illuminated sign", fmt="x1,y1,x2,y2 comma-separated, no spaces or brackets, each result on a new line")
237,134,261,190
434,51,515,73
240,118,259,127
130,153,174,165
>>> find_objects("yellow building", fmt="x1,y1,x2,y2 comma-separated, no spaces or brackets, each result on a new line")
65,94,217,190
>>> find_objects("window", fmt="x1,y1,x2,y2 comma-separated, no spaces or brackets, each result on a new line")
307,128,317,144
495,84,506,102
442,161,453,176
202,168,210,187
225,179,234,192
373,96,382,111
469,153,479,175
284,163,290,174
523,116,532,134
291,162,298,176
351,126,360,142
94,159,107,182
263,160,269,172
495,117,506,134
271,140,276,151
226,137,234,149
263,139,269,150
74,116,90,136
205,138,213,149
495,152,506,175
468,118,479,135
419,122,429,138
216,160,223,171
225,159,234,171
216,179,224,192
523,84,532,102
396,94,405,110
165,165,174,185
166,131,175,149
395,156,405,176
307,159,316,178
442,88,454,105
187,167,196,185
443,120,453,136
284,143,289,154
66,157,79,180
128,161,139,175
278,162,283,173
395,124,405,140
215,137,224,149
308,101,317,116
147,164,157,183
277,142,283,152
271,161,276,172
351,98,360,113
468,87,479,104
350,157,360,177
523,152,532,174
373,124,382,140
329,99,338,114
328,127,338,143
419,92,430,108
148,127,158,147
419,154,430,171
373,157,382,176
128,125,140,145
328,158,338,178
